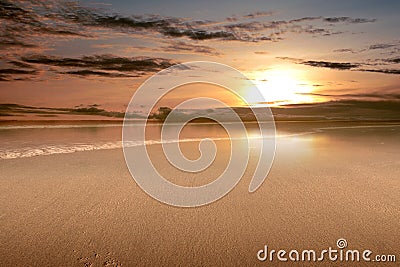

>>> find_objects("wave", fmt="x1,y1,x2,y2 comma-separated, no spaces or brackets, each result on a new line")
0,133,301,160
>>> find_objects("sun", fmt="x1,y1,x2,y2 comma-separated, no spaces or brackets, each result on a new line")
252,68,315,105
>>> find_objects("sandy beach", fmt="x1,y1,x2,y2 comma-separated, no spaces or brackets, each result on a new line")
2,0,400,265
0,122,399,266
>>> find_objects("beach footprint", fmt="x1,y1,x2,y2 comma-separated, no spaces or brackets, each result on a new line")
74,250,122,267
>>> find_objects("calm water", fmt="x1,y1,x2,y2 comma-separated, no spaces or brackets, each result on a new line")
0,121,399,159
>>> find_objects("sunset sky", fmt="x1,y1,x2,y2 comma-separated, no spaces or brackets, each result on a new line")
0,0,399,111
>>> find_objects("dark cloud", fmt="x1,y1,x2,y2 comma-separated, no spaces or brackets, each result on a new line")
161,41,221,56
385,57,400,64
243,11,275,19
301,60,360,70
0,68,38,81
62,70,140,78
368,43,397,50
0,1,88,55
88,15,173,30
22,54,174,72
0,1,383,84
331,41,399,55
359,68,400,75
20,54,175,78
0,33,37,49
0,1,85,37
0,1,35,24
7,60,35,69
0,1,377,47
277,57,400,74
288,17,321,23
0,1,262,42
225,11,274,22
0,69,36,75
324,17,376,23
43,1,242,41
0,39,36,49
333,48,356,53
307,27,343,36
255,18,346,38
161,28,237,40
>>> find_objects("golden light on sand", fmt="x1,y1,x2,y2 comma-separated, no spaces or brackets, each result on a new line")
253,68,315,105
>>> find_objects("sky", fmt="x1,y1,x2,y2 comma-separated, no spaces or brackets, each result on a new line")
0,0,399,111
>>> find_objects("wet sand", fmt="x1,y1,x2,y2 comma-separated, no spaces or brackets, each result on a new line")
0,125,399,266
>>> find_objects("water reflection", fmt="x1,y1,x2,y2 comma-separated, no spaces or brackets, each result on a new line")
0,121,399,160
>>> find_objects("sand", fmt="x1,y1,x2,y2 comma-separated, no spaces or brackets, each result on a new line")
0,125,399,266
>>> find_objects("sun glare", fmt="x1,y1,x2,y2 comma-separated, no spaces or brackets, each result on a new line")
252,69,315,106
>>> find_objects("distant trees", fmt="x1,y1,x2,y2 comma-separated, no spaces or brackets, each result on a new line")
149,106,172,121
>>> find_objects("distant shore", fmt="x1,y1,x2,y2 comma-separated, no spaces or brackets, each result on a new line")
1,118,400,127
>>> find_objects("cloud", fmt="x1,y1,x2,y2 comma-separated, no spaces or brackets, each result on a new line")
44,1,243,41
22,54,174,71
277,57,400,74
333,48,356,53
62,70,140,78
368,43,397,50
331,41,400,55
161,27,237,40
0,34,37,49
278,57,359,69
243,11,275,19
276,56,303,62
222,17,347,39
19,54,176,78
160,41,222,56
0,1,85,37
385,57,400,64
0,1,87,54
1,1,257,43
0,68,38,81
0,69,36,75
254,51,269,55
1,1,378,48
0,1,382,83
359,68,400,75
324,17,376,23
288,17,322,23
0,1,38,26
301,60,360,70
8,60,35,69
92,41,220,56
225,11,274,22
